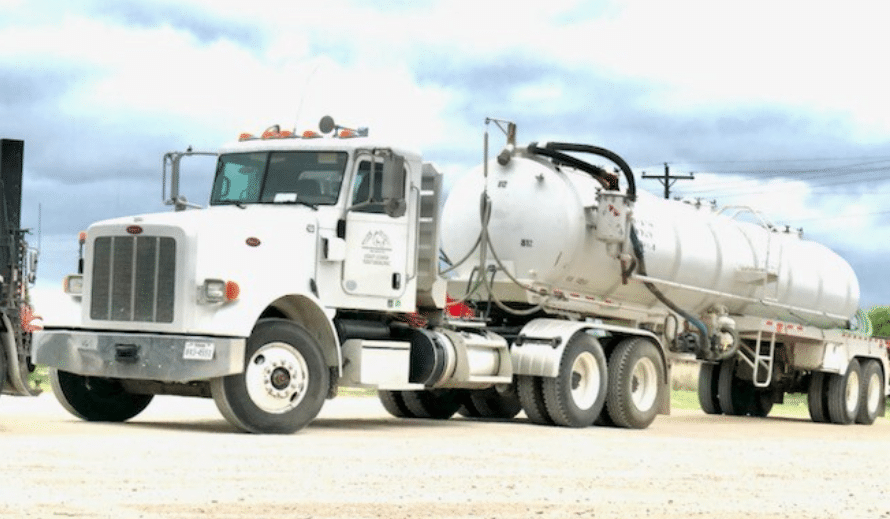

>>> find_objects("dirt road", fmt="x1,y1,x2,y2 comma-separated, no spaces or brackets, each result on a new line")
1,394,888,519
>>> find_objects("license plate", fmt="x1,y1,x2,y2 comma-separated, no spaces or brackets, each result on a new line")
183,341,215,361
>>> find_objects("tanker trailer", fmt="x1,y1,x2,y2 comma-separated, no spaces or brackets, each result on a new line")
441,122,889,425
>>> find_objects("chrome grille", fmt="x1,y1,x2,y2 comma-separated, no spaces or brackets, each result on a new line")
90,236,176,323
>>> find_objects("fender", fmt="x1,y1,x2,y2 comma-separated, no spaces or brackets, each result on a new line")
511,318,667,379
263,292,342,377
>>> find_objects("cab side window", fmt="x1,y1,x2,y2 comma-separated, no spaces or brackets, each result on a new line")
350,161,386,213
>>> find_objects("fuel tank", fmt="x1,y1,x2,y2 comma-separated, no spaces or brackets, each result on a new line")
440,152,860,328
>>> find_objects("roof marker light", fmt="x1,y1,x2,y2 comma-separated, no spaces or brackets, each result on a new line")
239,133,255,141
302,130,322,139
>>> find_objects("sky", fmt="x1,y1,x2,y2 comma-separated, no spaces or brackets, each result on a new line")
2,0,889,316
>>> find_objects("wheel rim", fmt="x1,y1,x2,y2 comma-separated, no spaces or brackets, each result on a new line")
866,371,881,413
630,357,659,411
245,342,309,414
570,351,601,410
844,370,860,416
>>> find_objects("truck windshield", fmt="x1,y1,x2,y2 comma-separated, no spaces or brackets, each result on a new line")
210,151,348,206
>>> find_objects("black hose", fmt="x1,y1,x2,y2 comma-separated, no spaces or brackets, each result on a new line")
629,225,711,354
525,144,615,190
539,142,637,202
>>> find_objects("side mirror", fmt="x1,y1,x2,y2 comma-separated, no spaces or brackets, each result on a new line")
381,154,406,218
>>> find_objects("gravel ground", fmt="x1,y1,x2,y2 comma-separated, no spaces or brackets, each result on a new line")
1,393,888,519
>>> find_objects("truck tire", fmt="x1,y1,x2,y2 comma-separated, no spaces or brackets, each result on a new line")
542,332,607,427
826,359,861,425
697,362,722,415
517,375,554,425
400,389,463,419
604,337,664,429
49,369,153,422
856,360,883,425
210,319,329,434
807,372,829,423
461,384,522,420
717,357,755,416
378,390,414,418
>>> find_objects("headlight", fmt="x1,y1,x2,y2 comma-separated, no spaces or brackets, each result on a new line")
63,275,84,296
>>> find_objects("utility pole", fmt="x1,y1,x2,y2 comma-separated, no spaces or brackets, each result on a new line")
641,163,694,199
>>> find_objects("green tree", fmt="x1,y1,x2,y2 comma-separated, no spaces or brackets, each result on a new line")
868,306,890,337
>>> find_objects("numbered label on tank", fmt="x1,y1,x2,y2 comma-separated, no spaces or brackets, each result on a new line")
183,341,215,361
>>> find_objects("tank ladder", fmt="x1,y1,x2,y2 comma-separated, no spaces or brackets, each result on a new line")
737,328,777,388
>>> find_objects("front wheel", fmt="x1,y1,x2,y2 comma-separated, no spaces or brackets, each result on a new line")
49,369,153,422
211,319,329,434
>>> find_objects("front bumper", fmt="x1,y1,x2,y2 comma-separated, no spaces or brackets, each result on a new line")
33,329,246,383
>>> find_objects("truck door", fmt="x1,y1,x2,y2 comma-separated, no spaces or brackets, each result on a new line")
341,155,410,300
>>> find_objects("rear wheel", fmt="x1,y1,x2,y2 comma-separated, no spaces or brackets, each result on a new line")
827,360,862,425
717,357,756,416
807,372,829,423
517,375,553,425
604,338,664,429
856,360,882,425
461,384,522,420
542,332,607,427
49,369,153,422
400,389,463,419
826,359,861,425
378,390,413,418
697,362,722,415
211,319,329,434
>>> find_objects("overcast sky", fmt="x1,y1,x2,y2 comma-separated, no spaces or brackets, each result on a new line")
3,0,889,313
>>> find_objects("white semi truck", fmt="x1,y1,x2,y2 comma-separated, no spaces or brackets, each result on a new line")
33,118,889,433
0,139,41,402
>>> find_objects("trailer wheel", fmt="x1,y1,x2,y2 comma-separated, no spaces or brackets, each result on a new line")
400,389,463,419
211,319,328,434
378,390,414,418
807,372,829,423
717,357,756,416
605,338,664,429
826,359,861,425
542,332,607,427
461,384,522,420
856,360,882,425
697,362,722,415
49,369,153,422
750,390,774,418
517,375,553,425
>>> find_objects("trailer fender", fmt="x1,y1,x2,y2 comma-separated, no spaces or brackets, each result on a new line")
510,318,667,379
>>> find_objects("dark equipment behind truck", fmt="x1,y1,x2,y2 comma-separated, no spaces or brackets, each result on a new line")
0,138,40,398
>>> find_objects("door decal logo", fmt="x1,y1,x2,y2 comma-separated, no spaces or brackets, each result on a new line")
362,230,392,266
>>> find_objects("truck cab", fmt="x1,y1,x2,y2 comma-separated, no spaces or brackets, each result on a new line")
33,119,459,433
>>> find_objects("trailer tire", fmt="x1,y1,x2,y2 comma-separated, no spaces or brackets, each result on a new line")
461,384,522,420
378,390,414,418
826,359,861,425
750,390,774,418
517,375,553,425
697,362,722,415
605,338,663,429
211,319,329,434
400,389,463,419
717,357,756,416
856,360,883,425
807,372,829,423
542,332,607,427
49,369,153,422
